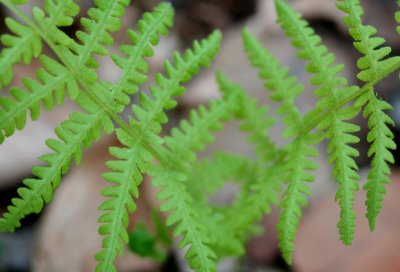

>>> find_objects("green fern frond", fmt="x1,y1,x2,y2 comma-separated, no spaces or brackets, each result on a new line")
70,0,130,69
361,93,395,230
187,152,260,258
187,152,258,199
216,72,285,247
153,97,235,271
0,55,77,143
196,205,244,258
111,3,174,110
336,0,400,83
275,0,360,245
217,71,276,161
0,0,79,88
129,30,222,140
95,140,151,272
242,28,303,138
95,31,221,272
150,168,217,272
41,0,79,28
322,111,360,239
337,0,397,230
0,94,111,231
0,17,41,88
240,29,324,262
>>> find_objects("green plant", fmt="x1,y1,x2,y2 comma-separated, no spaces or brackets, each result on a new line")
0,0,399,271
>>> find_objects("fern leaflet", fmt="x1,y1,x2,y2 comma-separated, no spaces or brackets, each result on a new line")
216,72,282,239
152,96,235,271
242,28,324,262
0,0,78,88
275,0,360,245
0,93,112,231
0,56,77,143
337,0,398,230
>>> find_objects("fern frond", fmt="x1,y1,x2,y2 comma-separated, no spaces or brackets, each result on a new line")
277,134,321,264
111,2,174,110
361,92,395,230
129,30,222,140
242,28,303,138
0,94,112,231
0,17,41,88
0,0,79,88
336,0,400,83
187,152,258,199
187,152,260,258
150,168,217,272
217,71,276,161
240,30,324,262
68,0,130,69
0,55,78,143
196,205,244,258
152,97,235,271
216,72,286,251
95,140,151,272
275,0,360,245
95,31,222,272
337,0,397,230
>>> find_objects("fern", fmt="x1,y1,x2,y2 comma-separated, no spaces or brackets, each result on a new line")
337,0,399,231
0,93,112,231
275,0,361,247
216,72,283,239
0,17,41,88
1,0,400,270
242,28,323,263
0,0,79,88
96,30,222,272
0,55,76,143
186,152,259,257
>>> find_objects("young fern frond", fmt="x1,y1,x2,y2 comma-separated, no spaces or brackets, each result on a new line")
67,0,130,69
336,0,400,83
111,3,174,111
187,152,259,258
96,31,222,272
242,28,303,138
216,72,282,237
242,29,324,263
152,96,235,271
0,93,112,231
0,17,41,88
337,0,398,231
187,152,258,201
0,55,77,143
0,0,79,88
278,134,321,264
275,0,360,245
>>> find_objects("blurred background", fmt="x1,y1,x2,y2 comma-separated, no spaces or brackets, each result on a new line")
1,0,400,271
